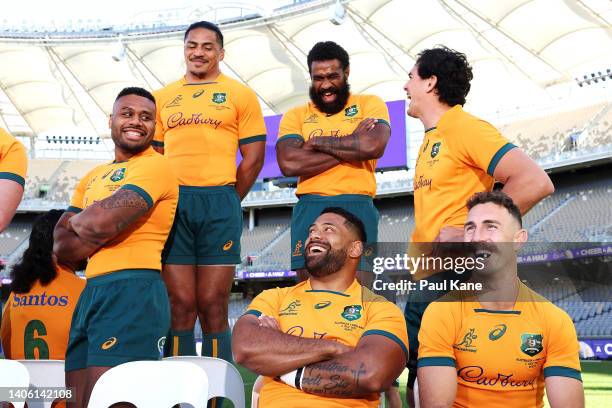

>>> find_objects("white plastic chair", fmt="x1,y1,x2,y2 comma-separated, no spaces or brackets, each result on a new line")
88,360,209,408
251,375,264,408
414,378,420,408
0,359,29,408
17,360,65,408
164,356,245,408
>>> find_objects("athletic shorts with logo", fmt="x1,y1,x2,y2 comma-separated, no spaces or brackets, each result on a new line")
65,269,170,371
163,185,242,265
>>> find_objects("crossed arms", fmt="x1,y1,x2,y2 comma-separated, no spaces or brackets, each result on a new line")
53,189,150,264
276,119,390,178
232,314,406,398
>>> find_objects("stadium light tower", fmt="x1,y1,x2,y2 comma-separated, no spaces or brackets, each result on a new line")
329,0,346,25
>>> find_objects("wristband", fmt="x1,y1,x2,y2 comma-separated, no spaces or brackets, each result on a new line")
279,366,304,390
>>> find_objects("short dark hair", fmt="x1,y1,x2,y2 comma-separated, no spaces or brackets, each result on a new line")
184,21,223,47
307,41,349,74
115,87,156,105
320,207,367,243
416,46,473,106
467,191,522,227
10,209,65,294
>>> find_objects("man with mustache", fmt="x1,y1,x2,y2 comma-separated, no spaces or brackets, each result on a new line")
276,41,391,283
0,126,27,232
54,87,178,407
403,46,554,406
152,21,266,365
417,191,583,408
232,207,408,407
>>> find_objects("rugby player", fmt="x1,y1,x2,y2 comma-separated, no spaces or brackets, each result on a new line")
276,41,391,282
232,208,408,408
0,127,27,232
53,87,178,408
152,21,266,362
417,191,584,408
2,210,85,360
403,46,554,405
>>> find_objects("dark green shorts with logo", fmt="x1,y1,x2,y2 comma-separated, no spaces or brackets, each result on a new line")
290,194,379,272
65,269,170,371
163,185,243,265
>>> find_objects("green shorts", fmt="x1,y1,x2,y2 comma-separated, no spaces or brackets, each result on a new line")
65,269,170,371
291,194,379,272
163,185,243,265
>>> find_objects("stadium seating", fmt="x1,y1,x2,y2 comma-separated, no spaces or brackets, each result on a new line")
0,219,32,257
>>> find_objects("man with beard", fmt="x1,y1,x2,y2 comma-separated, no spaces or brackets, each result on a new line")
152,21,266,362
54,87,178,408
276,41,391,280
232,207,408,408
417,191,583,408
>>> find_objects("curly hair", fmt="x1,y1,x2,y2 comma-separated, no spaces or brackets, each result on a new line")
10,209,64,294
307,41,350,74
416,46,473,106
466,191,522,227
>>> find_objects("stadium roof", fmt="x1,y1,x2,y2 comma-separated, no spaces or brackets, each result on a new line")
0,0,610,140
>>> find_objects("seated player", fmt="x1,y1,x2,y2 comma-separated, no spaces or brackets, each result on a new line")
1,209,85,360
232,208,408,407
417,191,584,408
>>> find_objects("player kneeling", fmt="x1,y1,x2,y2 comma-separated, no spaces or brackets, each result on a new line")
232,208,408,407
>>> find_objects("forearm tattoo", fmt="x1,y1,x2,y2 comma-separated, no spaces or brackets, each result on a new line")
301,361,368,397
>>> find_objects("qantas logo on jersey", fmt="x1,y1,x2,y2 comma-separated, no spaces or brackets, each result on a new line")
13,293,69,307
166,95,184,107
167,112,222,130
458,366,536,388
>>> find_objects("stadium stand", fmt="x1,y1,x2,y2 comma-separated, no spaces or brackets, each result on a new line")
0,220,30,256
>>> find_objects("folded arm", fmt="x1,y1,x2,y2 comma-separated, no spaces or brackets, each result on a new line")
308,119,390,162
232,314,349,377
276,137,340,178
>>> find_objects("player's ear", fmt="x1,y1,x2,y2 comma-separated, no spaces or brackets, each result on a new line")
108,114,112,129
349,240,363,259
426,75,437,93
513,228,528,251
344,65,350,80
219,47,225,62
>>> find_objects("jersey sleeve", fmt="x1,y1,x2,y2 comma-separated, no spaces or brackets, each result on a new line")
244,288,282,320
0,133,27,187
152,90,166,149
1,300,12,358
361,300,409,360
454,118,516,176
543,308,582,381
417,301,457,368
119,155,178,210
68,174,89,213
237,88,267,146
363,95,391,128
278,108,305,143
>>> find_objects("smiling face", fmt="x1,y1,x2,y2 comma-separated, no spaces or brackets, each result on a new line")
184,27,224,81
304,212,362,278
403,64,434,119
109,94,156,157
309,59,350,115
464,202,527,275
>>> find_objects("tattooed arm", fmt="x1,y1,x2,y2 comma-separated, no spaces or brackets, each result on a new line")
69,188,150,243
232,314,351,377
300,334,406,398
308,118,390,162
276,137,341,177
